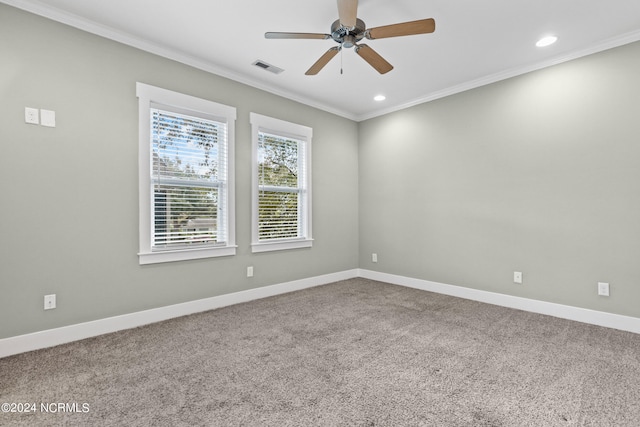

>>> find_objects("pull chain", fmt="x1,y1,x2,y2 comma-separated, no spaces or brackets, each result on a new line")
340,43,344,75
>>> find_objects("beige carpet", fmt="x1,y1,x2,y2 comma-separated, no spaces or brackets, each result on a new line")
1,278,639,426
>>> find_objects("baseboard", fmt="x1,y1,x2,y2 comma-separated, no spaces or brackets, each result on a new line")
0,269,359,359
3,268,638,359
358,269,640,334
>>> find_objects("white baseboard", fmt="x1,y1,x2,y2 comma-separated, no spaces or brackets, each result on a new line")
358,269,640,335
0,269,359,359
3,268,638,359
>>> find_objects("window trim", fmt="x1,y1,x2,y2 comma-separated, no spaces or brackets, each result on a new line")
137,83,236,264
250,112,313,253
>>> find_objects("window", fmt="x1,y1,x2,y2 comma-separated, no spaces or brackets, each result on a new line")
137,83,236,264
250,113,312,252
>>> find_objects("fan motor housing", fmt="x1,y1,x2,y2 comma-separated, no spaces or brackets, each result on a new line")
331,18,366,48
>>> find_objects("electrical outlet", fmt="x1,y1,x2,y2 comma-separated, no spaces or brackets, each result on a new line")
247,266,254,277
44,294,56,310
372,253,378,263
514,271,523,284
598,282,610,297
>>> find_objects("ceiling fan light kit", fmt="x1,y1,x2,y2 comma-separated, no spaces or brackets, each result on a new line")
265,0,435,75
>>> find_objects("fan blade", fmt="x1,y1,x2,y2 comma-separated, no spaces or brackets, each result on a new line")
305,47,341,75
366,18,435,39
265,32,330,40
355,44,393,74
337,0,358,28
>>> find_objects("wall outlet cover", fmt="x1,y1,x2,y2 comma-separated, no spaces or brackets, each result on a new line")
598,282,610,296
44,294,56,310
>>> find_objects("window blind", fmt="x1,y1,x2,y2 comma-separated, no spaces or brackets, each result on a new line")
151,108,228,250
257,131,306,241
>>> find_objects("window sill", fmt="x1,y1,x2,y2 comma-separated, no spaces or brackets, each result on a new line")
139,245,237,265
251,239,313,253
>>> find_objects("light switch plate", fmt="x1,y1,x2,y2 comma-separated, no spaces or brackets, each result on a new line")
40,109,56,127
25,107,39,124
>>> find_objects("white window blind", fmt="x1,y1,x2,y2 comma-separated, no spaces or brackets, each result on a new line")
257,131,305,240
151,108,228,250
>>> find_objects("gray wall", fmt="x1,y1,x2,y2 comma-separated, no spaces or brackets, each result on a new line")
0,5,359,339
2,3,639,341
359,41,640,318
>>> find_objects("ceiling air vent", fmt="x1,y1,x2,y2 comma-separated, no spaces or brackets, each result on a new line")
252,60,284,74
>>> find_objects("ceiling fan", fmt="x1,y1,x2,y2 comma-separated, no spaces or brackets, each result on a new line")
265,0,435,75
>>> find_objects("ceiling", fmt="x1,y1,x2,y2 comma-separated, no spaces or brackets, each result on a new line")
5,0,640,121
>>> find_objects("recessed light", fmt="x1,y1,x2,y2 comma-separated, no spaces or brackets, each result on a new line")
536,36,558,47
374,95,386,102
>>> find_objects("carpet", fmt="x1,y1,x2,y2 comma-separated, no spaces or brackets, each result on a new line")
1,278,639,426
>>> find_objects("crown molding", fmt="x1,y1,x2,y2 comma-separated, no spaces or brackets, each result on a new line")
3,0,640,123
355,29,640,121
1,0,359,121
